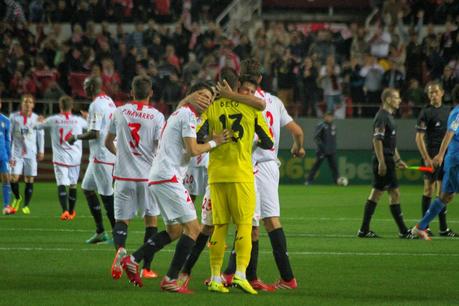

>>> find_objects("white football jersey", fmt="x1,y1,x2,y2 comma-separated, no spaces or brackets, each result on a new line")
87,93,116,163
189,153,209,168
109,101,165,180
10,112,44,159
149,106,197,182
37,112,87,166
252,89,293,163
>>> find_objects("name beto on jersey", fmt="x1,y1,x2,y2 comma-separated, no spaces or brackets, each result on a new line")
220,100,239,108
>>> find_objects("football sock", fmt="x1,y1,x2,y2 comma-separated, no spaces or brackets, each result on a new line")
133,230,171,263
57,185,68,212
360,200,377,232
209,224,229,277
438,207,448,232
389,204,408,234
24,183,33,206
268,228,294,281
2,183,10,207
166,234,195,280
68,187,77,214
143,226,158,269
419,198,446,230
10,182,19,200
84,192,104,234
246,240,259,281
182,232,209,275
113,222,128,249
234,223,252,274
421,195,431,217
100,194,115,229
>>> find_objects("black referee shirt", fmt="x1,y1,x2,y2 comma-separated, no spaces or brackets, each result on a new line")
373,109,396,156
416,104,450,156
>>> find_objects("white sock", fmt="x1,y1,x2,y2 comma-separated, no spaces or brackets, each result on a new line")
235,271,246,280
211,275,222,284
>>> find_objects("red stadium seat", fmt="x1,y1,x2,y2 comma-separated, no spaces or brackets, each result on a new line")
68,72,90,98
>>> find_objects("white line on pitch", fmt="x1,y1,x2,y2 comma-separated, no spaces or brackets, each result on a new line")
0,247,458,257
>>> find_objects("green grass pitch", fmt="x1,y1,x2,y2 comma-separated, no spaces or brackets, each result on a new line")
1,183,459,306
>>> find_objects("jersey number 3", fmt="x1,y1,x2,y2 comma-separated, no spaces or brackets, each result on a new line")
128,123,141,149
219,114,244,142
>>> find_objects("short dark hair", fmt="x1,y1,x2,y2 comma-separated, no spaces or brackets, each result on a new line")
186,80,214,96
452,84,459,104
131,75,152,100
219,67,239,91
238,74,258,87
425,80,443,93
240,58,263,78
59,95,73,111
83,76,102,98
381,88,398,103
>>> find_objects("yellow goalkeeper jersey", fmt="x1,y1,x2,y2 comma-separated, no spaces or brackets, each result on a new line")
198,97,273,183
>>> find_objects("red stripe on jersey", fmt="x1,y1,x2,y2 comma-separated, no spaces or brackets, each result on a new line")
130,101,152,111
113,176,148,182
61,112,71,120
185,104,199,117
20,111,31,125
53,161,80,167
95,92,108,98
148,175,179,185
93,158,115,166
256,88,264,97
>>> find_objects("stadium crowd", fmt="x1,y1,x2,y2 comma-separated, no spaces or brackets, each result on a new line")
0,0,458,118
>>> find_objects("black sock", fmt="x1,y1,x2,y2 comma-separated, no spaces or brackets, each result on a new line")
10,182,19,200
360,200,377,233
133,231,171,263
390,204,408,234
143,226,158,269
268,228,294,281
68,188,77,214
84,191,104,234
100,195,115,230
24,183,33,207
439,207,448,232
57,185,68,212
421,195,431,220
166,234,195,280
113,222,128,249
182,233,209,275
246,240,259,281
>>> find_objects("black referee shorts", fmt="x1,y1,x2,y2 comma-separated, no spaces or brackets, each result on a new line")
372,156,399,190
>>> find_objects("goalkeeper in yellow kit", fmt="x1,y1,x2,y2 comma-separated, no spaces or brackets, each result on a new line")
198,69,273,294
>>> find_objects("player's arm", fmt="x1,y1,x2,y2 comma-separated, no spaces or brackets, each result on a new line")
69,105,101,144
433,131,454,167
36,126,45,161
254,112,274,149
105,132,116,155
373,127,386,176
183,131,229,156
176,90,212,111
394,148,407,169
285,121,305,158
5,120,11,162
415,110,432,167
217,80,266,110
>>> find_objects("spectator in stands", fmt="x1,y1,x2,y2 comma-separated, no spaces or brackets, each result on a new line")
101,58,121,99
273,48,296,106
403,79,425,118
360,54,384,117
319,55,343,116
350,26,369,64
308,29,335,65
382,59,405,90
349,57,366,117
301,56,320,117
440,65,457,104
181,52,200,85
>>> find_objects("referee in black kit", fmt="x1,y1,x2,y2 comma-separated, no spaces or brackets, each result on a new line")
358,88,414,239
305,112,339,185
415,81,456,237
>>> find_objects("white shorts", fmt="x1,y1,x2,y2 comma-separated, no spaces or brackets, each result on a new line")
54,165,80,186
149,181,197,225
183,166,208,196
81,161,114,196
114,180,160,221
255,160,280,220
10,157,37,176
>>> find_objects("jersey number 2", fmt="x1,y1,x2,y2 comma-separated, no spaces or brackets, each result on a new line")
219,113,244,142
128,123,141,149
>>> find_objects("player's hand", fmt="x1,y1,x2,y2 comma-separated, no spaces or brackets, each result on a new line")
37,153,44,161
212,129,230,146
67,135,77,145
216,80,233,98
378,162,387,176
424,157,434,169
291,145,305,158
186,91,212,111
396,160,407,169
37,115,45,123
433,154,443,168
9,159,16,167
80,110,89,120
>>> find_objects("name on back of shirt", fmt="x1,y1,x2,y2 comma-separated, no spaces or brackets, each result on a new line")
220,100,239,108
122,109,155,120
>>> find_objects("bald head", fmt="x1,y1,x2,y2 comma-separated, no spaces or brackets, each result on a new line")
83,76,102,98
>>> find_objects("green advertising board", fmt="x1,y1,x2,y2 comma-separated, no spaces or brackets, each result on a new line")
278,150,425,185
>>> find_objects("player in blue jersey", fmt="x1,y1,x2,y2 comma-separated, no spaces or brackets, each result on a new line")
0,98,13,215
413,85,459,240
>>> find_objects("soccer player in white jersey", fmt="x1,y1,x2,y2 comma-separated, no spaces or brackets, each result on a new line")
67,76,116,244
35,96,87,220
106,76,165,280
223,59,304,290
184,150,208,202
119,81,229,293
9,94,45,214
